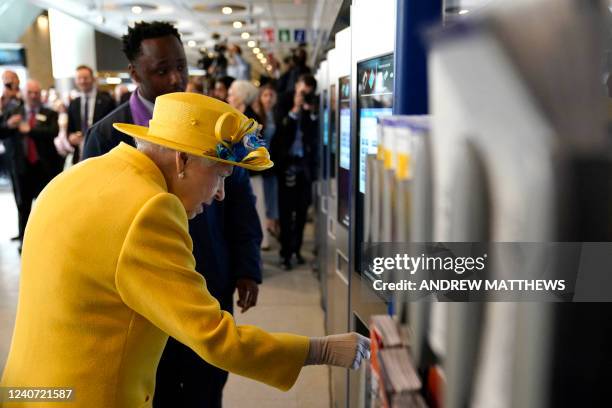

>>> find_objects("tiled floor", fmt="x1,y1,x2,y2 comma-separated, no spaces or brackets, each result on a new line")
0,187,330,407
224,239,330,408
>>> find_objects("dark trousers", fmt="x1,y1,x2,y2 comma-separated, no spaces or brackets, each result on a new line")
278,166,311,260
153,292,233,408
11,162,47,240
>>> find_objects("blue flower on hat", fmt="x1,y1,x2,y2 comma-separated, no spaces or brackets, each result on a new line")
216,144,236,161
215,126,266,163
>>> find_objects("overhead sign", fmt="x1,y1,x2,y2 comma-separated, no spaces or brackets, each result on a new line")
265,28,309,44
262,28,275,43
278,29,291,43
294,29,306,43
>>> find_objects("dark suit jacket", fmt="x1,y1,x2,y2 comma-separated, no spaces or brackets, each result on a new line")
67,91,115,134
82,102,263,300
0,102,63,180
270,108,318,183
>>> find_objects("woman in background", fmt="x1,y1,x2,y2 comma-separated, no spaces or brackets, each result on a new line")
254,84,280,240
228,80,272,250
227,80,260,123
186,77,204,94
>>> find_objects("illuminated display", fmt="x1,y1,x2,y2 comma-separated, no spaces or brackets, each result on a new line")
337,76,351,228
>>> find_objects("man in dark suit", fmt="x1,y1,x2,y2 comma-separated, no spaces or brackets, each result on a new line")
66,65,115,163
0,77,62,248
82,21,262,408
271,74,318,270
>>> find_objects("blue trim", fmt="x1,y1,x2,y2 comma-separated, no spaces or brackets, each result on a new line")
380,115,431,131
424,19,484,46
393,0,443,116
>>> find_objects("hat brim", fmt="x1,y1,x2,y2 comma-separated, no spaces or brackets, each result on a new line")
113,123,273,171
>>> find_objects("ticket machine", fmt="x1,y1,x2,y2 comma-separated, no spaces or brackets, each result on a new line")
316,60,330,315
427,1,609,407
348,0,396,406
325,27,353,407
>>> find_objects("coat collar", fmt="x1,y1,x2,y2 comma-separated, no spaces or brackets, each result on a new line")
112,142,168,192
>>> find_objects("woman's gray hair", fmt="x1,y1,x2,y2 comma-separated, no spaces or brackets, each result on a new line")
135,138,217,167
229,80,259,106
134,137,171,154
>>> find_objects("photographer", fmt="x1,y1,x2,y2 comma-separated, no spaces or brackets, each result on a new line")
226,44,251,80
199,41,228,78
271,74,318,270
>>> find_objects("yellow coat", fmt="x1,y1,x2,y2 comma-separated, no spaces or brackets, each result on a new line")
1,143,309,407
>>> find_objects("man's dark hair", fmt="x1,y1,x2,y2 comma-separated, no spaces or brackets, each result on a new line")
298,74,317,91
293,48,307,66
76,65,94,76
216,75,235,90
122,21,181,62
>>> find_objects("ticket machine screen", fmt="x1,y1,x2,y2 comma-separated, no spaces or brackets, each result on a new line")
355,53,394,273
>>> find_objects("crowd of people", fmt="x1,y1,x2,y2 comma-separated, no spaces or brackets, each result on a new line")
1,31,318,272
203,63,319,269
0,20,322,407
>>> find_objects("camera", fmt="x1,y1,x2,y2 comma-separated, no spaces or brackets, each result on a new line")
302,91,316,107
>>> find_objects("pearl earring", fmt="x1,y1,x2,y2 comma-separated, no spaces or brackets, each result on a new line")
178,171,185,179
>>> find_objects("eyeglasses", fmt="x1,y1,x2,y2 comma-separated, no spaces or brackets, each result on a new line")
4,83,17,90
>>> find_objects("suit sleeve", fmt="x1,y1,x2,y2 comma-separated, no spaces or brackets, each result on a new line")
0,121,18,140
82,122,110,159
115,193,308,391
0,108,22,140
224,167,263,283
30,110,59,141
67,100,78,134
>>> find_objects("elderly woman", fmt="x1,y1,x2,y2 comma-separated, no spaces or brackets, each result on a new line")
227,79,260,122
0,93,369,407
227,80,272,249
254,84,281,240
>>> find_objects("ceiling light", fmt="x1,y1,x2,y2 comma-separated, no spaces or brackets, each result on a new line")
177,20,193,29
261,58,267,64
106,77,122,85
241,32,250,39
188,40,197,47
233,21,242,29
247,40,256,47
131,6,142,14
266,65,272,71
222,6,232,15
257,54,264,60
253,47,260,54
36,15,48,30
458,9,469,15
95,15,105,24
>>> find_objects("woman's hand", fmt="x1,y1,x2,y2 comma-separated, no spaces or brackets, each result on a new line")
305,332,371,369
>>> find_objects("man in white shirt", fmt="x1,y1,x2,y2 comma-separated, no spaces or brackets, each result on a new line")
66,65,115,163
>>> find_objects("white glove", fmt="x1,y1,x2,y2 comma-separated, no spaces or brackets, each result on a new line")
304,332,371,369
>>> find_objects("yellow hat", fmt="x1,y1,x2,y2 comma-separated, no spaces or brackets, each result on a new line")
113,92,273,171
